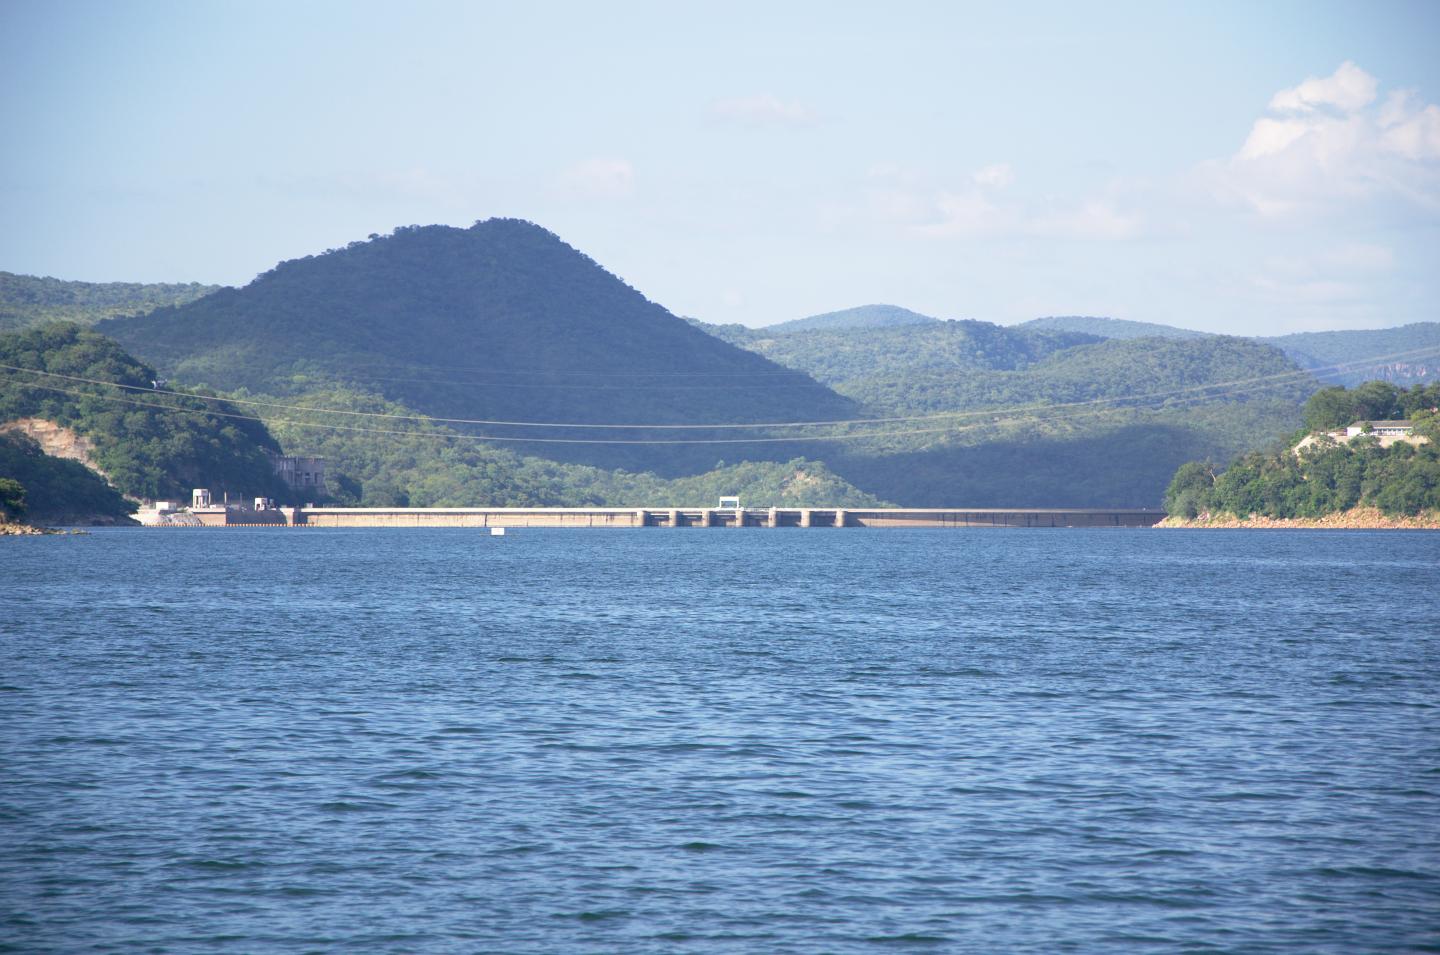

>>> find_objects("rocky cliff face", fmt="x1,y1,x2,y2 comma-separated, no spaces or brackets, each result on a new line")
0,417,113,484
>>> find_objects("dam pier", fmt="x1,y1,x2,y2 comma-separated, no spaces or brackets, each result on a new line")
150,505,1165,528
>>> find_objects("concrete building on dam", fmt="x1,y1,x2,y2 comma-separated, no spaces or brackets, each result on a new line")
268,453,327,495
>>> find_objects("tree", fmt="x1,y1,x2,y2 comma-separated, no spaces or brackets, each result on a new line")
1163,460,1217,518
1414,409,1440,444
1351,379,1402,422
0,477,27,520
1303,386,1359,432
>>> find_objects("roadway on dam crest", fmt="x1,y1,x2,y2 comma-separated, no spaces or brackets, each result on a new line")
288,507,1165,528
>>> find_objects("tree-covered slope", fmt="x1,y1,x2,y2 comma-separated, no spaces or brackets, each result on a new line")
1165,381,1440,519
101,219,856,473
1300,379,1440,431
827,398,1307,508
729,319,1102,388
0,323,285,501
1016,316,1209,340
0,271,222,333
709,322,1302,421
1263,322,1440,386
0,432,134,523
682,314,1315,506
253,384,886,508
841,335,1308,415
811,336,1315,508
761,304,942,336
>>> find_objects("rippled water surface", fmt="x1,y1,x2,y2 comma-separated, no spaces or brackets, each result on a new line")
3,528,1438,953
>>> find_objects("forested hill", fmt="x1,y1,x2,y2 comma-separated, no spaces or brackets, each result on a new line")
102,219,856,473
818,335,1313,508
0,323,285,502
839,335,1307,415
1014,315,1440,384
1015,316,1209,340
1165,381,1440,520
712,319,1102,388
0,271,222,333
686,313,1314,507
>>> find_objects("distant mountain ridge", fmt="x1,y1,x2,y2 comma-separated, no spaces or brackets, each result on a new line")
690,307,1312,506
726,319,1102,387
761,304,942,335
770,308,1439,387
1017,316,1209,340
1263,323,1440,386
0,271,223,333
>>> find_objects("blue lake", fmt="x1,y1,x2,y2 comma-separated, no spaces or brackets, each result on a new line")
2,528,1438,952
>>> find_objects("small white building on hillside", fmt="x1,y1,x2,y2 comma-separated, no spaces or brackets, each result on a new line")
1345,420,1415,438
1294,420,1429,454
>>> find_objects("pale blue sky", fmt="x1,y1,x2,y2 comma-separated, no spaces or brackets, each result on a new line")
2,0,1437,333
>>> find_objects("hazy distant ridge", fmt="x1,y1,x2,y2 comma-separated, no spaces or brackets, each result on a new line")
761,304,942,336
0,271,223,333
1017,316,1209,340
1263,323,1440,386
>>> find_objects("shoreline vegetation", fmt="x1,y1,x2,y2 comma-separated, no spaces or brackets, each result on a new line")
1163,381,1439,526
1158,507,1440,530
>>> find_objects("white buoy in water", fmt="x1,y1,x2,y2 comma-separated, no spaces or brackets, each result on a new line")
490,527,506,536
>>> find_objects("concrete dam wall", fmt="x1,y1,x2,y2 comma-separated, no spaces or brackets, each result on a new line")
289,507,1165,529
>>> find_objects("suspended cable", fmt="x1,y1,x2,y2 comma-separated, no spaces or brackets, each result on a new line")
2,363,1395,447
1,343,1436,431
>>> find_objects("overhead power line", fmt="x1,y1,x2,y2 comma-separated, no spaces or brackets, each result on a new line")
0,377,1297,445
4,349,1433,446
1,343,1436,431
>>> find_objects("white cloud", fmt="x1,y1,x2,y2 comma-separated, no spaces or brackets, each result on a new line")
1260,243,1394,286
1238,116,1317,160
1322,242,1396,272
555,157,635,199
971,163,1015,189
1234,241,1402,327
913,185,1141,241
1250,274,1364,306
865,186,930,223
1031,200,1143,241
1378,90,1440,161
839,64,1435,251
1268,60,1377,114
709,94,815,127
1214,62,1440,219
843,163,1143,242
916,189,1008,237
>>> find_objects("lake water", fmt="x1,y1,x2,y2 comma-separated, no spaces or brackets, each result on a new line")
2,528,1438,953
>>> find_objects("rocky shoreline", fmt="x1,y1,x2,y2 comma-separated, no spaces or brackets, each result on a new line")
0,521,88,536
1,521,58,536
1158,507,1440,530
